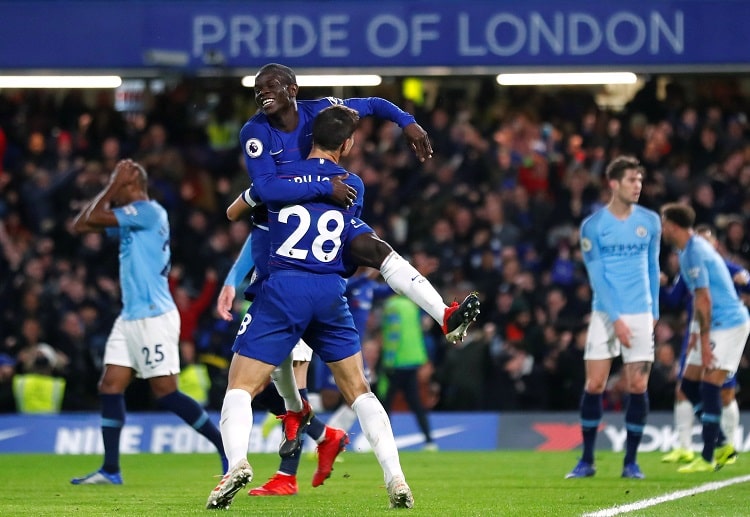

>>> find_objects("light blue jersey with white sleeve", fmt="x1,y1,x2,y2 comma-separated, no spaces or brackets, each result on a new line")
110,200,176,320
679,234,749,330
580,205,661,321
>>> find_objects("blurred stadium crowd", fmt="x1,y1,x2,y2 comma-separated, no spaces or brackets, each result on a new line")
1,76,749,414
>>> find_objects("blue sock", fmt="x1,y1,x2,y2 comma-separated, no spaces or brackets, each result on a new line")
300,389,326,442
624,392,648,465
681,378,702,413
279,440,302,476
580,392,602,465
700,382,722,463
101,394,125,474
157,391,228,473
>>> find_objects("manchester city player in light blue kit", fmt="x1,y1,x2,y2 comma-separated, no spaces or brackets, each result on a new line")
207,106,413,510
661,203,750,473
566,156,661,480
71,159,228,485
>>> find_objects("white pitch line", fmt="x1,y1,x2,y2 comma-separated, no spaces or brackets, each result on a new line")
582,474,750,517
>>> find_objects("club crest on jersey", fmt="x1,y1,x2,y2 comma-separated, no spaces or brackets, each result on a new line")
636,226,647,237
245,138,263,158
580,237,592,252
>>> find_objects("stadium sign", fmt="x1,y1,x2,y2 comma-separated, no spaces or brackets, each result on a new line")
1,1,750,72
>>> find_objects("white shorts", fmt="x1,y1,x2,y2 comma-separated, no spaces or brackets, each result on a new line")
292,339,313,362
585,311,655,363
686,320,750,375
103,309,181,379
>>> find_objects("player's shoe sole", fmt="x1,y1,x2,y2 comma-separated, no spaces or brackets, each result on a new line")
443,292,481,343
206,460,253,509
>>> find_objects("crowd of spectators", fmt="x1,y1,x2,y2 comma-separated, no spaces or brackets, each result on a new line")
1,75,749,414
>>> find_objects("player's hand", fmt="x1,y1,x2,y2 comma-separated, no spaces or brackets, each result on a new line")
614,318,632,348
217,285,236,322
403,122,433,162
329,173,357,208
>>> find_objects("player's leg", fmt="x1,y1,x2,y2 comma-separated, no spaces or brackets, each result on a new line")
70,363,131,485
619,313,655,479
208,353,274,509
566,312,613,479
679,322,748,473
72,316,132,485
327,352,413,508
397,368,436,448
662,386,696,463
347,229,480,342
720,375,739,450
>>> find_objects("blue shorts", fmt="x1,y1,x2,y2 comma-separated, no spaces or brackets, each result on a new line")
233,271,360,366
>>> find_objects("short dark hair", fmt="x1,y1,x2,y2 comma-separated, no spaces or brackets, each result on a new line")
605,155,643,181
256,63,296,86
661,202,695,229
312,105,360,151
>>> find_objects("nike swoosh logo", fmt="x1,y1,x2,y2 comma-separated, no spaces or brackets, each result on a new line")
352,425,464,451
0,428,25,442
351,221,365,229
270,149,283,156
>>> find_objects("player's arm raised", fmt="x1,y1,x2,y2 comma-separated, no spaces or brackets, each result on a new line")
72,160,134,233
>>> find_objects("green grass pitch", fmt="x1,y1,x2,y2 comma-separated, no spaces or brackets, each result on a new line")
0,451,748,516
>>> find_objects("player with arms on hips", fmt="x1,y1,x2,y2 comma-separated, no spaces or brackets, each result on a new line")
207,105,414,510
660,203,750,473
660,224,749,466
566,156,661,480
70,159,228,484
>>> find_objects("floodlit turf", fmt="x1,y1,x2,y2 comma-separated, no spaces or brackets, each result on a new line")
0,450,748,516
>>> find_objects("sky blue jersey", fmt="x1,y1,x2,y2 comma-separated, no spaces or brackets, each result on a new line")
110,200,176,320
679,234,749,330
265,158,364,276
580,204,661,321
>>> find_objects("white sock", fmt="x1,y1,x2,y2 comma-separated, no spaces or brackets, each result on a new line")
220,389,253,469
327,403,359,433
721,398,740,447
674,399,694,450
380,252,446,325
271,355,303,412
351,392,403,484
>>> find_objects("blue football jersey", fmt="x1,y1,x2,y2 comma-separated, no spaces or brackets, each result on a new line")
679,234,749,329
580,205,661,321
266,158,364,276
110,200,176,320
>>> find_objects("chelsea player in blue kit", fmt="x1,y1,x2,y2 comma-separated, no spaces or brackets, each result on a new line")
208,106,413,510
567,156,661,480
660,224,749,466
217,63,479,493
70,159,227,485
661,204,750,473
